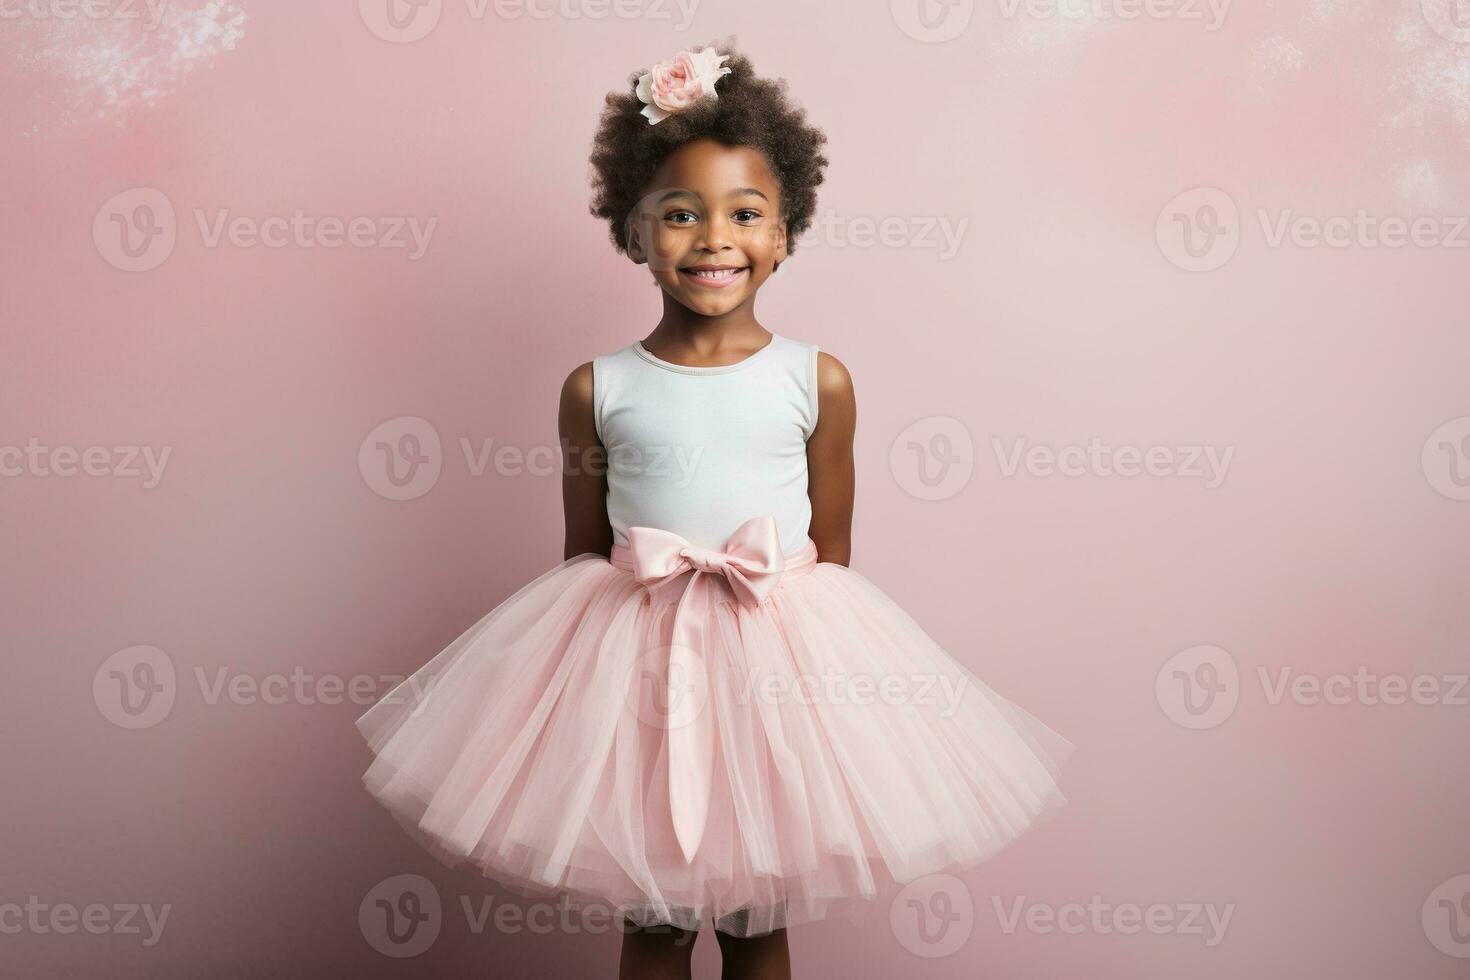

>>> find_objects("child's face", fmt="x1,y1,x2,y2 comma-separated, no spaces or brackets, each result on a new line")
626,139,789,317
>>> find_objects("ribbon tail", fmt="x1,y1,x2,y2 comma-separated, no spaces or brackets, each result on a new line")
667,571,715,864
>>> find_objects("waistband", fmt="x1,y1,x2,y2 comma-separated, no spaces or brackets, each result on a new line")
609,535,820,580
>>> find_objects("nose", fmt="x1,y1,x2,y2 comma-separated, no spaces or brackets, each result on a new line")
694,210,733,252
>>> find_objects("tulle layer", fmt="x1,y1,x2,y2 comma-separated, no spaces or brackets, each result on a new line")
356,552,1073,937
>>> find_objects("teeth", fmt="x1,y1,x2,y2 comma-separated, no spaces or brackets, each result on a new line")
688,268,743,280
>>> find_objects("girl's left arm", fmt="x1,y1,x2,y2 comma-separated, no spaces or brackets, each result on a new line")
806,351,856,566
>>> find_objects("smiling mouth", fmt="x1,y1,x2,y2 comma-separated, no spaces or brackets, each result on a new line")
679,266,749,287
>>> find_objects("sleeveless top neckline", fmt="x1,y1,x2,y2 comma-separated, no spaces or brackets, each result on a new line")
631,333,780,375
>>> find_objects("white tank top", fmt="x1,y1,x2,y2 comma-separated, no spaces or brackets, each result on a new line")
592,333,820,555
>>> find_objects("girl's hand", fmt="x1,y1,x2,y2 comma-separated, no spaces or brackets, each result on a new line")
806,352,856,566
559,363,614,560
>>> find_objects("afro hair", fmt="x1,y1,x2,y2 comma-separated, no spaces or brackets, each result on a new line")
588,41,829,255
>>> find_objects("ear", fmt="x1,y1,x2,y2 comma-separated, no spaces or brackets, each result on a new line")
625,213,650,265
771,219,789,273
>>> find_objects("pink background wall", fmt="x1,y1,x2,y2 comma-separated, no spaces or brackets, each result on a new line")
4,1,1468,976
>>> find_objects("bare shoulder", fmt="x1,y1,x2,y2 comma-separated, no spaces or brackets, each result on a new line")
559,361,597,437
816,350,855,404
813,350,855,437
560,360,595,408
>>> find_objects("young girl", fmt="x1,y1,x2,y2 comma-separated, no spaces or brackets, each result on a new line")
357,43,1072,979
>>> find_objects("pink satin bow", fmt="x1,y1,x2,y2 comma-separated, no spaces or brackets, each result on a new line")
625,516,785,863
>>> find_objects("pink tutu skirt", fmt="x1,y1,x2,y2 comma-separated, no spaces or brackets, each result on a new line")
355,525,1073,938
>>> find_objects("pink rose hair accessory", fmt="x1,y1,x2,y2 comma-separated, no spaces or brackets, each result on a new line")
635,46,733,125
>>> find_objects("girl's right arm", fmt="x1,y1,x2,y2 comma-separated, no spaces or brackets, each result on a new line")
558,362,613,560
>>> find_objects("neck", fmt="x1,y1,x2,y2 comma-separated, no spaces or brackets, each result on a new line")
648,292,770,354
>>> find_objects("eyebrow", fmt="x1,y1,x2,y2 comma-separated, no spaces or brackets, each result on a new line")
654,187,770,205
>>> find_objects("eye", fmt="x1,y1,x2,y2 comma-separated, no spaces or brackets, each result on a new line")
664,210,698,225
733,209,761,222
